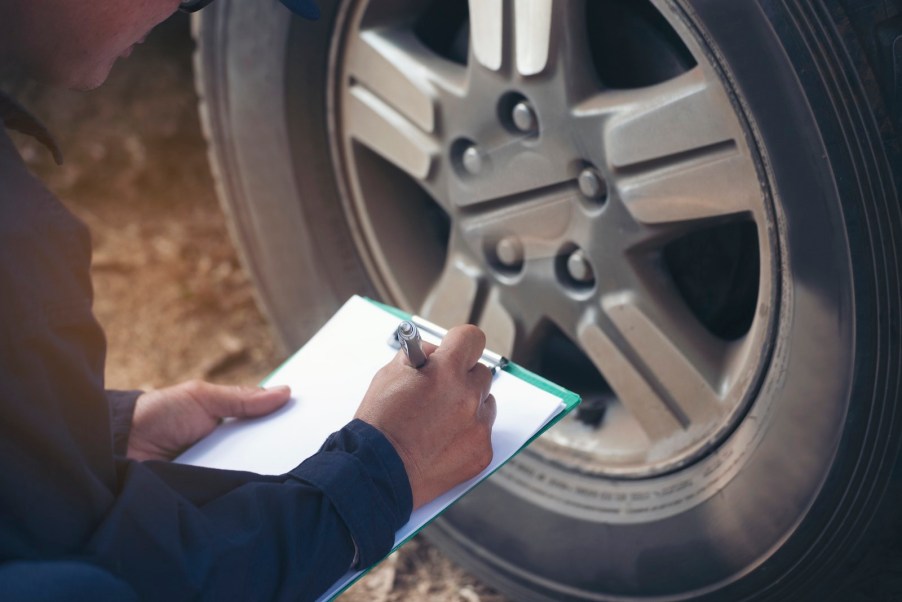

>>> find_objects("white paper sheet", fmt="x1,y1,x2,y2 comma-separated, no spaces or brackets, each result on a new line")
175,296,565,600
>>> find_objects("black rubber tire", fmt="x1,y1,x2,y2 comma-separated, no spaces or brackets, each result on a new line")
194,0,902,599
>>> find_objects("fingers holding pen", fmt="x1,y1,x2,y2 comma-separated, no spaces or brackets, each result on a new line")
435,327,495,417
360,321,498,508
397,322,495,426
396,340,437,368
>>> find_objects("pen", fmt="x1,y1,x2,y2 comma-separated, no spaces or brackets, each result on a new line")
397,320,427,368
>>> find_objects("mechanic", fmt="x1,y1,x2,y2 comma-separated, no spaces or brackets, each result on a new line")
0,0,497,600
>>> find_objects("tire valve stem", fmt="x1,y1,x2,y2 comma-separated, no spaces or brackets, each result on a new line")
575,394,610,428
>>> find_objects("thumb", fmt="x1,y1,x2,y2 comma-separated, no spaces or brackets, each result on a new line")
190,382,292,419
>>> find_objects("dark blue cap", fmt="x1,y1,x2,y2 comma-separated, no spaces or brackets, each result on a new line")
278,0,320,19
180,0,319,19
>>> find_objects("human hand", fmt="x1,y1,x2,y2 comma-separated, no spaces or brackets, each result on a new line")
354,325,497,509
127,380,291,462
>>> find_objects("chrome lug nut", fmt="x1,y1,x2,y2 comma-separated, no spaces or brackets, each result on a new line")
495,236,524,268
462,145,484,175
566,249,594,283
578,167,606,200
512,101,538,133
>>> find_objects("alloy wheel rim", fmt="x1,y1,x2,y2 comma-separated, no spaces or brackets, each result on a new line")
328,0,778,478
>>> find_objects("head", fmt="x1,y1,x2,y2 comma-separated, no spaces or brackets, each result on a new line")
0,0,318,91
0,0,182,90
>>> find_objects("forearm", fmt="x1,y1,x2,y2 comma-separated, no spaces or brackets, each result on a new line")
87,420,411,601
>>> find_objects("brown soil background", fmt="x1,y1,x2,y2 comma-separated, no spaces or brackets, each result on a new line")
9,12,902,602
9,14,505,602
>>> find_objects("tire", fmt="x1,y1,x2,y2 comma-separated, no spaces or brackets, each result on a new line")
194,1,902,599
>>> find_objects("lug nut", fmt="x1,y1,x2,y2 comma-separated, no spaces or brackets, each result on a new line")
566,249,594,283
512,101,538,133
578,167,606,200
462,145,484,175
495,236,524,269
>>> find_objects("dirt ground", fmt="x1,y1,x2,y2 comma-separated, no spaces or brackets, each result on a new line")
8,14,506,602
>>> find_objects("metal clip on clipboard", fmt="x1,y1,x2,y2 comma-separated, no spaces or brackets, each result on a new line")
389,315,510,374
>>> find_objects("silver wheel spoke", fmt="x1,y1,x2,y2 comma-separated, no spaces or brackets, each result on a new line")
420,239,482,327
577,266,728,441
576,68,760,230
604,67,739,168
469,0,504,71
470,0,573,77
514,0,555,76
478,287,517,357
601,287,724,426
345,28,464,197
346,85,439,181
618,147,756,227
578,321,685,441
348,29,465,133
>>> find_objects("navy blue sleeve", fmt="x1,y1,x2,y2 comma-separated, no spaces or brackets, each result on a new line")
86,420,412,601
291,420,412,568
0,123,412,602
105,390,141,457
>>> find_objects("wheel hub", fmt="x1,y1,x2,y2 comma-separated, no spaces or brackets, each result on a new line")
331,0,776,478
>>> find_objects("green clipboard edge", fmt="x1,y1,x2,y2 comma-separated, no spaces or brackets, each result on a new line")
322,298,581,600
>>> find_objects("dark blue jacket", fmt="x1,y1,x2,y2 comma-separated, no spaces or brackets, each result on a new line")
0,97,412,601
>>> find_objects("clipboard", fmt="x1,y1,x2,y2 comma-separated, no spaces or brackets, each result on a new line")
175,295,581,600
